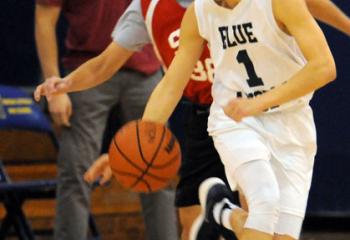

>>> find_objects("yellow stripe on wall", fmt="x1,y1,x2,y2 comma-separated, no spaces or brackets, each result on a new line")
7,107,33,114
2,98,33,106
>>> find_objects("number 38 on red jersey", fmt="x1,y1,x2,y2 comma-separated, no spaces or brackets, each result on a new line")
168,29,214,83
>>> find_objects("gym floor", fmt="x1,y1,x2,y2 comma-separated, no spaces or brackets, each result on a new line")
301,217,350,240
301,232,350,240
27,231,350,240
19,232,350,240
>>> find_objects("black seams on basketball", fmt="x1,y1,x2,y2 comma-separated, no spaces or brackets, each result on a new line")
109,120,181,192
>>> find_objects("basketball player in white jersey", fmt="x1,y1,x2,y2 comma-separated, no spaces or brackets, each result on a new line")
138,0,336,239
34,0,341,239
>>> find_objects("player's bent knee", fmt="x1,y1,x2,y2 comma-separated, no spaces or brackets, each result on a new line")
233,160,280,234
245,185,280,235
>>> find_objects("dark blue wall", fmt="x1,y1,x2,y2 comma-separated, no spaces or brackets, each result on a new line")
308,0,350,215
0,0,39,86
0,0,66,86
0,0,349,215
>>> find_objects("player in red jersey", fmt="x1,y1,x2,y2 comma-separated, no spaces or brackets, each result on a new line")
35,0,350,239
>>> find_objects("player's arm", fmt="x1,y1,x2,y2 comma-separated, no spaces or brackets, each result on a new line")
84,154,112,185
260,0,336,110
225,0,336,121
34,42,133,101
62,42,133,92
306,0,350,36
142,4,205,124
58,0,146,92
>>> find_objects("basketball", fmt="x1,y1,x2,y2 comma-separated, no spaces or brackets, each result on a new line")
108,120,181,192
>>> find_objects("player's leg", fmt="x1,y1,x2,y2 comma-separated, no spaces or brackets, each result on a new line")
179,183,247,240
176,104,237,240
271,154,315,240
191,129,280,240
175,104,207,240
274,235,295,240
238,188,249,212
231,160,280,240
193,160,279,240
218,130,280,240
178,166,231,240
54,73,121,240
119,69,178,240
272,165,310,240
269,106,317,240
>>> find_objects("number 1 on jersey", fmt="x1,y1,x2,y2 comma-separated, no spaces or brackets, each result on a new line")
236,50,264,87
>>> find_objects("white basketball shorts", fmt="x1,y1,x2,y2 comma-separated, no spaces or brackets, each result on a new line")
209,103,317,219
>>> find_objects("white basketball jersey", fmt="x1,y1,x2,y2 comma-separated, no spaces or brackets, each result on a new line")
194,0,313,111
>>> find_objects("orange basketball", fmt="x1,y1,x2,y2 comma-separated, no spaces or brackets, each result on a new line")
108,120,181,192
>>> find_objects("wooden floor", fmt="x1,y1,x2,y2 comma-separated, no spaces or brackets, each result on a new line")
301,233,350,240
0,161,147,239
2,190,350,240
0,178,146,240
1,163,350,239
2,195,350,240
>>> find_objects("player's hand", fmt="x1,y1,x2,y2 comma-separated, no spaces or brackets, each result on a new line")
48,93,72,127
84,154,112,186
34,76,71,102
223,98,263,122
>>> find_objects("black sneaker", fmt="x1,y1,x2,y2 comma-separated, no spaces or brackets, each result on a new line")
221,226,238,240
190,219,220,240
190,177,237,240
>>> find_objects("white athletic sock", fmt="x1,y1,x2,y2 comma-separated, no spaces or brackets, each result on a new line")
213,198,237,231
222,208,234,231
213,199,226,224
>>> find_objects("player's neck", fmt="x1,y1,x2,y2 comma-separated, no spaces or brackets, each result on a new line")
214,0,240,9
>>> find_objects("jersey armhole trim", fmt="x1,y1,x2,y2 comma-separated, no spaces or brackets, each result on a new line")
265,0,294,40
193,0,208,40
144,0,167,70
141,0,151,18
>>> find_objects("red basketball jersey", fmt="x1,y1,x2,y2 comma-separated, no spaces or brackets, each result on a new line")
141,0,213,105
